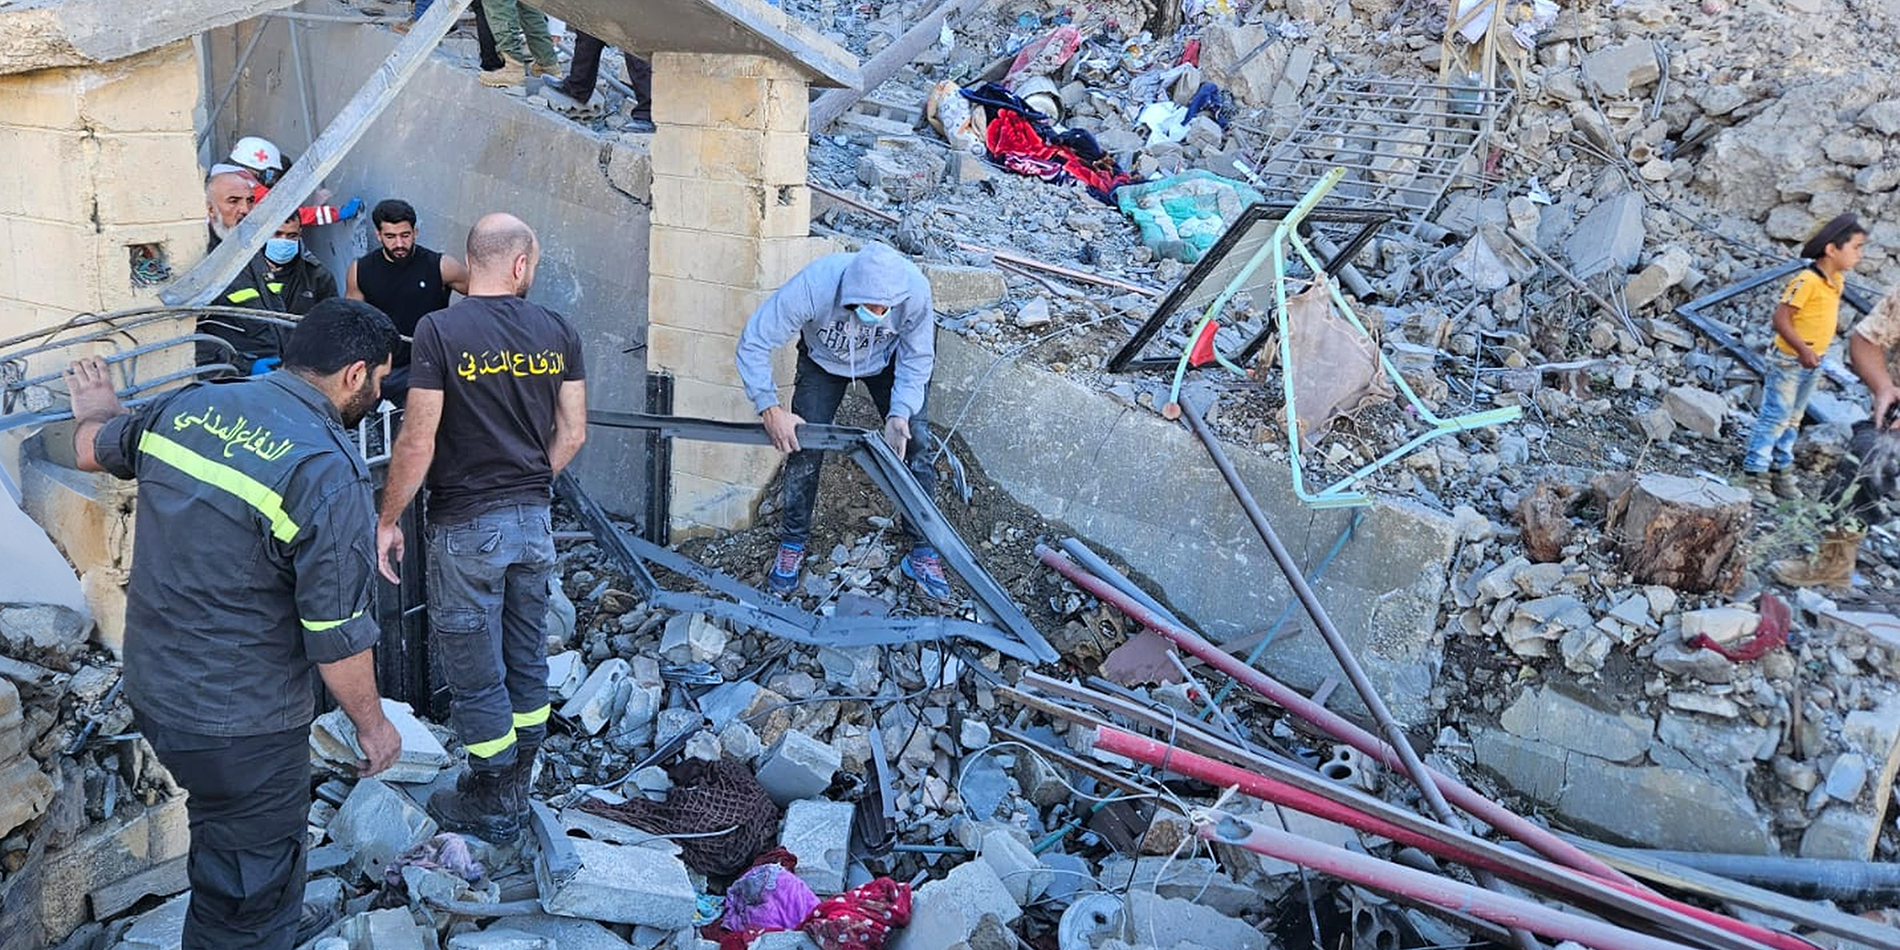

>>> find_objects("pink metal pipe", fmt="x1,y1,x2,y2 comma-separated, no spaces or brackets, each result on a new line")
1033,542,1634,886
1097,726,1817,950
1199,810,1701,950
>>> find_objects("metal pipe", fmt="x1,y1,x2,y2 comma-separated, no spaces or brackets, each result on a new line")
1201,812,1699,950
1618,849,1900,903
1057,537,1184,628
1031,542,1636,887
1097,726,1817,950
1175,399,1460,835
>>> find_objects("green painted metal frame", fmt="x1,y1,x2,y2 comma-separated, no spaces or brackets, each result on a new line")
1176,167,1521,508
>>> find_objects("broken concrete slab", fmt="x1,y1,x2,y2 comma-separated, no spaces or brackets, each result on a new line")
0,754,54,841
0,490,91,666
310,698,450,784
116,891,189,950
1663,386,1727,439
930,333,1457,725
1564,192,1645,279
922,264,1007,314
1581,40,1661,98
1097,856,1263,917
782,798,854,895
329,778,438,878
547,650,587,702
0,0,298,74
1123,890,1268,950
448,929,554,950
341,907,432,950
1678,607,1758,646
660,613,727,665
560,658,630,736
756,729,840,805
975,825,1049,906
1800,805,1883,860
855,138,944,201
888,859,1022,950
1498,686,1651,763
540,837,696,929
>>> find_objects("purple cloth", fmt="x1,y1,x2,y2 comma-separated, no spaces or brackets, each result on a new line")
721,863,820,933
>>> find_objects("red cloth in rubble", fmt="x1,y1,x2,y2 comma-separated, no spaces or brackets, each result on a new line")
984,108,1131,199
800,878,913,950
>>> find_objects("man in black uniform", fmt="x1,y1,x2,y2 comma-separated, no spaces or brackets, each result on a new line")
65,299,403,950
200,215,339,374
376,213,587,843
346,199,471,402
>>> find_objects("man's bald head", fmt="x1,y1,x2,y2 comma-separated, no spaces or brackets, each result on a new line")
464,213,541,298
206,171,255,234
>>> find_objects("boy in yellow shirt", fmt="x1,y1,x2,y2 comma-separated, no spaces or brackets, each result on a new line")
1742,213,1866,501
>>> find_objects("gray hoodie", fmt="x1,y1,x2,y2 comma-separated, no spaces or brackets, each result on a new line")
735,243,936,419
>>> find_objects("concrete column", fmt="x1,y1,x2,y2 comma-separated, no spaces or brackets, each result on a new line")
0,40,205,375
645,51,833,539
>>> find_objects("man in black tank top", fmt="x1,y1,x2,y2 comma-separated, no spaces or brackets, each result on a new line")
347,199,471,401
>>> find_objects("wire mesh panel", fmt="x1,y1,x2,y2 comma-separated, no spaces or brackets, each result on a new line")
1253,76,1512,226
1107,203,1393,373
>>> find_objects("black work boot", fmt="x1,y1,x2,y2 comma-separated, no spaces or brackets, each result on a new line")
427,766,521,844
508,742,541,824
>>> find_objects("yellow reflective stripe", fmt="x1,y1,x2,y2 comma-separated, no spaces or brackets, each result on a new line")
465,728,517,759
137,431,301,543
266,282,284,293
512,705,550,729
227,287,261,303
301,610,364,632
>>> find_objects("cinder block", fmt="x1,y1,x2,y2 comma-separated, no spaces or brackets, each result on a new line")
760,131,809,186
0,126,95,222
649,226,762,286
647,275,765,330
675,440,782,488
2,218,103,312
652,51,807,82
645,323,742,379
764,80,810,135
669,376,756,419
94,133,205,225
79,41,200,135
649,72,768,129
757,236,829,286
649,176,769,236
0,66,84,130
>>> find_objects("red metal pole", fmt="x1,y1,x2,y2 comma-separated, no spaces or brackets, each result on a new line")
1034,541,1633,885
1097,726,1818,950
1198,810,1701,950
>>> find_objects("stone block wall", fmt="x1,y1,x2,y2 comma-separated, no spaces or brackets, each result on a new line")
645,51,832,539
0,40,204,377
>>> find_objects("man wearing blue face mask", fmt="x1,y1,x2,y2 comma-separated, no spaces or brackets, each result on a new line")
735,242,955,602
200,215,340,374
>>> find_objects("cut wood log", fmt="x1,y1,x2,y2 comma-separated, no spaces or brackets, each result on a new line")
1609,473,1752,593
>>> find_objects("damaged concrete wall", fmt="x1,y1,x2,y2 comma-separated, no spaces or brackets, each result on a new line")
931,333,1457,725
205,20,655,515
0,40,205,367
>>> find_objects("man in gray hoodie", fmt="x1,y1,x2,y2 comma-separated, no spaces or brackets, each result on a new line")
734,242,953,601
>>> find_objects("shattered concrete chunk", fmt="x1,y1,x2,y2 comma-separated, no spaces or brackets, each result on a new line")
329,778,437,877
560,658,630,736
1679,607,1758,646
1581,40,1661,97
1124,890,1268,950
1663,386,1726,439
541,837,696,929
756,729,841,805
546,650,587,702
496,914,636,950
976,824,1049,906
782,798,855,895
310,698,450,784
447,929,554,950
888,859,1022,950
660,613,727,665
855,138,944,201
1824,753,1870,802
1097,855,1263,916
921,263,1007,314
1564,192,1645,279
342,908,432,950
1800,805,1882,860
117,892,189,950
1499,687,1652,762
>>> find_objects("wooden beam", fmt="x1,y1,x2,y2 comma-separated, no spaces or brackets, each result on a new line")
161,0,475,306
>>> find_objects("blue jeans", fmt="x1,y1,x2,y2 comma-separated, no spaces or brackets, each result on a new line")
425,503,555,770
1743,349,1823,472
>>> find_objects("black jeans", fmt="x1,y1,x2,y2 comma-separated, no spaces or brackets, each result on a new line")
473,0,504,71
559,30,652,118
138,712,309,950
781,346,937,548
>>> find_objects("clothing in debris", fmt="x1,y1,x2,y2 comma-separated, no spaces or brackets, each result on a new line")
580,759,781,876
961,82,1132,203
95,371,382,737
802,877,913,950
719,860,819,937
199,249,338,370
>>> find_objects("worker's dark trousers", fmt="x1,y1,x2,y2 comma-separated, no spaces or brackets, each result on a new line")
559,31,652,118
138,712,309,950
780,345,938,549
425,503,555,772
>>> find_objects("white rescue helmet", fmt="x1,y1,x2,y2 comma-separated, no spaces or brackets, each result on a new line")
229,136,285,185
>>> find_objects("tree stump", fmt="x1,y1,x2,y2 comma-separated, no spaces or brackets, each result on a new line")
1609,473,1753,593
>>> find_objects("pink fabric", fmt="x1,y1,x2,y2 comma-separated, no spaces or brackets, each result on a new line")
721,863,820,934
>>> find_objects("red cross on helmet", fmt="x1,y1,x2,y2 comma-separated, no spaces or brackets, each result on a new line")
229,136,285,175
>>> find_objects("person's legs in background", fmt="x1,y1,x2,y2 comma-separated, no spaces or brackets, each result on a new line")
625,54,654,130
770,348,852,594
473,0,504,71
555,31,607,103
516,3,562,76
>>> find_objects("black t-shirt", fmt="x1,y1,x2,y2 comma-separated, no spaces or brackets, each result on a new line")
355,246,451,368
410,295,586,523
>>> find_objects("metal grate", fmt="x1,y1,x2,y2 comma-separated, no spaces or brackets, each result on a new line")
1252,75,1511,227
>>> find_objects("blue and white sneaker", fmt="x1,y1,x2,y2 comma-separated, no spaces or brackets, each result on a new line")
766,542,805,596
901,544,956,603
